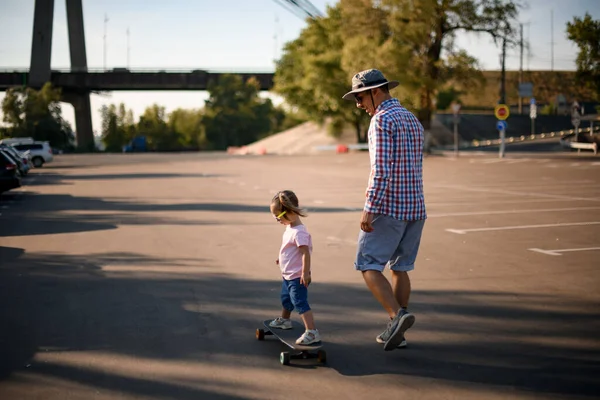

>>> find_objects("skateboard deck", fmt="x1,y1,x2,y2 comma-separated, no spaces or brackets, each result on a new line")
256,319,326,365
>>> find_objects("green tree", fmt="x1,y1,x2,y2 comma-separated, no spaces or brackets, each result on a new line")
100,104,122,152
168,108,204,149
137,104,181,151
566,13,600,101
203,75,275,150
340,0,520,129
274,4,372,142
1,83,73,148
100,103,137,152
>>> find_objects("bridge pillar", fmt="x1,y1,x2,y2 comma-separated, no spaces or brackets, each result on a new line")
66,0,88,71
65,0,94,150
62,91,95,151
30,0,54,88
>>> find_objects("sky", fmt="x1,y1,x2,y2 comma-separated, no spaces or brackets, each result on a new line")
0,0,599,136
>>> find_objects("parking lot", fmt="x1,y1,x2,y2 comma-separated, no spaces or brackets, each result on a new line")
0,151,599,400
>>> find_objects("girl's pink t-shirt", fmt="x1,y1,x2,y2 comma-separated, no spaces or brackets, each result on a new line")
279,224,312,280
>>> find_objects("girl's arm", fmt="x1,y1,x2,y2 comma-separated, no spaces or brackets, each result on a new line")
299,245,311,287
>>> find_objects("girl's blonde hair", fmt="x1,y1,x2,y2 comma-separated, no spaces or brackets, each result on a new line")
271,190,307,218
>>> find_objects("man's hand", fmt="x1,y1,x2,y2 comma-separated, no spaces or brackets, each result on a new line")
360,210,375,232
301,270,311,287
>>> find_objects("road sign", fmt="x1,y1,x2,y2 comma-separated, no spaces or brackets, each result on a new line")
518,82,533,97
496,120,507,131
530,103,537,119
494,104,510,120
451,102,461,115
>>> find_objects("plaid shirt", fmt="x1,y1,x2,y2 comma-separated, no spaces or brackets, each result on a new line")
364,98,427,221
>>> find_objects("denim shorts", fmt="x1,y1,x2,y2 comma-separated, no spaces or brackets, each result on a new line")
280,278,311,314
354,215,425,272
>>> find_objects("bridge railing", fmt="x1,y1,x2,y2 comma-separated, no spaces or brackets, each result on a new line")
470,126,600,148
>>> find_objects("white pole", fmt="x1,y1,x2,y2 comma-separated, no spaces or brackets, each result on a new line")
453,117,459,157
499,128,506,158
127,27,130,69
104,14,109,71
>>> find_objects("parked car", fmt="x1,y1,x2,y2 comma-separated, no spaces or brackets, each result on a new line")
0,147,28,177
12,141,53,167
0,144,31,175
0,150,22,194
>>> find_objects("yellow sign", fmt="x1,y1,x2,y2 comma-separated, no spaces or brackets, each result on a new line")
494,104,510,120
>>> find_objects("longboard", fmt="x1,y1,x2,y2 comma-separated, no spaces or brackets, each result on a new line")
256,319,326,365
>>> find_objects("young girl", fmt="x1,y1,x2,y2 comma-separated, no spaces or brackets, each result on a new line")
269,190,321,345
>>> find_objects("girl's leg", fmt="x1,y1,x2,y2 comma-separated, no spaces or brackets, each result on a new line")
299,310,315,330
289,278,316,330
280,279,294,316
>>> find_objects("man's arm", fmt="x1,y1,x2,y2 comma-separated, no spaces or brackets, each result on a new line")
365,115,394,214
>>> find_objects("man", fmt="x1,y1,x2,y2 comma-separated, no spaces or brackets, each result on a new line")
343,69,427,351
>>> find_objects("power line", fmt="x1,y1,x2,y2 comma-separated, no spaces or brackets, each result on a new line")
273,0,306,19
273,0,323,19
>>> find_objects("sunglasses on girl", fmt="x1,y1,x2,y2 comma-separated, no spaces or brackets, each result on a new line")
273,210,287,222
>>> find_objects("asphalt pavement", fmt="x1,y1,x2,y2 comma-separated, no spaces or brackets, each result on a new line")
1,151,599,400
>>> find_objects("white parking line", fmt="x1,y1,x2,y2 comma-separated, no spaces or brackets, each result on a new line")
429,206,600,218
528,247,600,256
446,221,600,234
326,236,356,245
426,198,597,207
434,184,600,202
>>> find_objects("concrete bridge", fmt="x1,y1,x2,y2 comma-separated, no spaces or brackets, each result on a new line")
0,69,275,92
3,0,275,150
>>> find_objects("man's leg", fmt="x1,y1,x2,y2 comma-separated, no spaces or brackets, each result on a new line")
389,219,424,310
391,271,411,309
362,270,399,319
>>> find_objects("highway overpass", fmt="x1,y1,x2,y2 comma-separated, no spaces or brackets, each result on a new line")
0,69,275,92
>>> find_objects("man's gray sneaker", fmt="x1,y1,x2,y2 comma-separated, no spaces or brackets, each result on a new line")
376,332,407,348
381,309,415,351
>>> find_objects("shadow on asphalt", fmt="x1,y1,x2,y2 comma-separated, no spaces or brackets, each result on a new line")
0,190,356,237
0,247,598,398
20,172,225,186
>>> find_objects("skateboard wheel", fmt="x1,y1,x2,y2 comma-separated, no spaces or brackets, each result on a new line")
256,328,265,341
280,351,290,366
317,350,327,364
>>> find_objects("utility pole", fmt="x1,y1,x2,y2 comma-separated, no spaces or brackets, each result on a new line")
518,23,524,114
127,27,130,69
551,9,555,71
273,13,279,65
103,14,109,71
500,35,507,105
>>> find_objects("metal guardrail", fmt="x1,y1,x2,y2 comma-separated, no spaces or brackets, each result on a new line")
470,126,600,148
